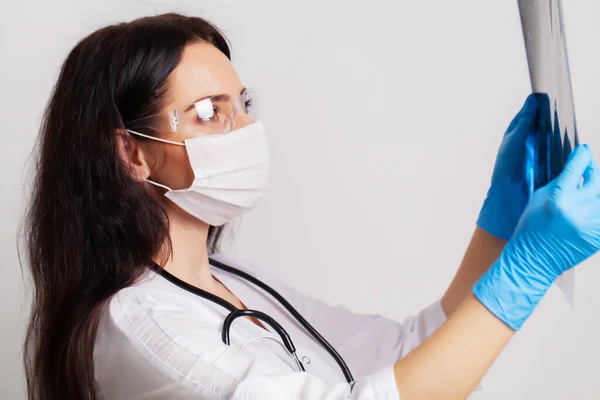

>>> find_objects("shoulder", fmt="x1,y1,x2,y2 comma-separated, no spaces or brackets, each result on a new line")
97,270,227,357
100,253,268,347
93,272,232,398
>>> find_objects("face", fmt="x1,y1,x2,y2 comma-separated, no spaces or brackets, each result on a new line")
139,42,254,192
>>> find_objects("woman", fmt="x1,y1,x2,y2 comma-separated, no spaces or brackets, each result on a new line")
23,13,600,399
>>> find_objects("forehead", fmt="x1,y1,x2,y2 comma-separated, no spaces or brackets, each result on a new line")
165,42,242,108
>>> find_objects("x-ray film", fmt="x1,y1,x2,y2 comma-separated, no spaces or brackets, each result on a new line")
518,0,578,304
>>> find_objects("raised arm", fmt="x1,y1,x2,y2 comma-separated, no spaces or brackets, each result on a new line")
395,145,600,399
442,94,538,316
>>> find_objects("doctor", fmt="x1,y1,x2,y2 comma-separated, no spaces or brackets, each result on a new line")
23,13,600,400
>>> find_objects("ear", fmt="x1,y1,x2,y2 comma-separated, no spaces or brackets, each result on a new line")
115,129,152,182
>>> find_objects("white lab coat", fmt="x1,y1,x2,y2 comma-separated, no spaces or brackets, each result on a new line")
93,253,448,399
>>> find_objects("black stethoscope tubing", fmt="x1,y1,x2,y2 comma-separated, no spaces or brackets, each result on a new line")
153,258,355,385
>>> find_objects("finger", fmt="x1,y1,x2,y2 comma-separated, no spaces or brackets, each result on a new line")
521,93,539,115
524,93,540,112
514,97,538,131
525,133,536,199
581,158,600,196
506,94,538,133
555,145,593,190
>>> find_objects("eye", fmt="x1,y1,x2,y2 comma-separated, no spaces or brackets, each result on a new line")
197,106,220,122
244,98,253,112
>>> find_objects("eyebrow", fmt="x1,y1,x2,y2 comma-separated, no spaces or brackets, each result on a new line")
184,87,247,112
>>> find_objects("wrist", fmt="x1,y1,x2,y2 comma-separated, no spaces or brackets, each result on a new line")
472,242,552,330
477,180,528,241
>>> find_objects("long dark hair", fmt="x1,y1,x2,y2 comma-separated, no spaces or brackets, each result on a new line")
22,13,230,399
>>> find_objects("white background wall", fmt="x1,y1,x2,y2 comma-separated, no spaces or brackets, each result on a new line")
2,0,600,398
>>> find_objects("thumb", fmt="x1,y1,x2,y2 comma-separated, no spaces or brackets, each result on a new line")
555,145,593,191
503,94,538,146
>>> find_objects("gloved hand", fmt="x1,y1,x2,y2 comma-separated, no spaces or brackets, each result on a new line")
477,94,542,240
474,144,600,330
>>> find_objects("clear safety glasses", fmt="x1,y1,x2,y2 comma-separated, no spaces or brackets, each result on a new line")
125,90,255,143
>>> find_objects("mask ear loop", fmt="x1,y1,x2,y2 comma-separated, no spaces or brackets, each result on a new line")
126,129,185,191
145,179,173,192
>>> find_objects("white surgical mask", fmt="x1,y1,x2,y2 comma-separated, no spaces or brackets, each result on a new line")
128,122,270,226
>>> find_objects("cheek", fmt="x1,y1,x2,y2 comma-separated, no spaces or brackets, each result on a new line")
152,145,195,190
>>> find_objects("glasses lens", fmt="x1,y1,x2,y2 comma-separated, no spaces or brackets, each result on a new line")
127,92,257,138
241,89,257,120
176,96,237,136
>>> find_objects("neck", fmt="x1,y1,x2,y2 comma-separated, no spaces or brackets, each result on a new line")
160,208,215,289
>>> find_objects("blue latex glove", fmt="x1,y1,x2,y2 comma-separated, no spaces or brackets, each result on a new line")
474,145,600,330
477,94,541,240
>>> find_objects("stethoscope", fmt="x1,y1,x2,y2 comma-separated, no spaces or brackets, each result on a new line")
153,258,355,385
